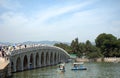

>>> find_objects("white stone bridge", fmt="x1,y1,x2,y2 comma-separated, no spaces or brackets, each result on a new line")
10,45,70,72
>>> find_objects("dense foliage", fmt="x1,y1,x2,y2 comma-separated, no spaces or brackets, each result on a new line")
54,43,71,53
95,33,120,57
54,33,120,58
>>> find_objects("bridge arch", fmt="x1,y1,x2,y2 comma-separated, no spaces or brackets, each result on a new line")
36,52,39,68
23,55,28,70
16,57,22,72
54,53,57,64
50,52,53,65
30,53,34,69
11,62,14,72
41,52,44,66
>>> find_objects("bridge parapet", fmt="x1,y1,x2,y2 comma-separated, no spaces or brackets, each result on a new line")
10,45,70,57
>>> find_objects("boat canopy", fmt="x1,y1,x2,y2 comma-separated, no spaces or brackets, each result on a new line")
59,63,65,66
73,62,84,65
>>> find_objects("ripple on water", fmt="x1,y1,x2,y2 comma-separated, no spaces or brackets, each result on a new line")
12,62,120,78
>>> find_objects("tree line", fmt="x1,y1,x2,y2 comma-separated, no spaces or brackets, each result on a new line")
54,33,120,58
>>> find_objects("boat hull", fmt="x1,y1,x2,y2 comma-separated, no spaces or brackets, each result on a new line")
57,69,65,72
71,68,87,70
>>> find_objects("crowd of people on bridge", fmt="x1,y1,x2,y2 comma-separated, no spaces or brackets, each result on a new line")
0,46,6,58
0,44,27,59
0,46,8,62
0,44,44,59
0,44,39,58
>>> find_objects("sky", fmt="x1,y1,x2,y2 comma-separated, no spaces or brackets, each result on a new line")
0,0,120,43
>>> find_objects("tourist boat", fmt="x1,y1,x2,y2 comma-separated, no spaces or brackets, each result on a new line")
71,62,87,70
57,63,65,72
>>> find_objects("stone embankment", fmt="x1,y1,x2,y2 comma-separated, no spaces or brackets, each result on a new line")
103,57,120,62
76,57,120,62
75,58,89,62
0,57,11,78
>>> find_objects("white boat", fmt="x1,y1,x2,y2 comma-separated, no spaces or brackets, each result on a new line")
71,62,87,70
57,63,65,72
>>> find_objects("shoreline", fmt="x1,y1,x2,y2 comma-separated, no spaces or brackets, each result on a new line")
75,57,120,63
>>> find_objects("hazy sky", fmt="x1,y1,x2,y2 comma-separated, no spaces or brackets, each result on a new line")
0,0,120,43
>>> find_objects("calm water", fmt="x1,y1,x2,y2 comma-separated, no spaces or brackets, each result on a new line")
12,62,120,78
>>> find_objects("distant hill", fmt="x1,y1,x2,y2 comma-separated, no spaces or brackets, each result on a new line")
0,41,95,46
22,41,70,45
0,41,70,46
21,41,60,45
0,42,13,45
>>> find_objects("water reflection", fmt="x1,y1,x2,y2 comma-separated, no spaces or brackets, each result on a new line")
12,62,120,78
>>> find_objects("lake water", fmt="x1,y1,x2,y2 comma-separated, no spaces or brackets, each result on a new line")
12,62,120,78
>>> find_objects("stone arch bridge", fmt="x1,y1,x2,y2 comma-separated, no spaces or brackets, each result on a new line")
10,45,70,72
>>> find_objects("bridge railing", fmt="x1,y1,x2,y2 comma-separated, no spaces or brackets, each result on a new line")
10,44,70,57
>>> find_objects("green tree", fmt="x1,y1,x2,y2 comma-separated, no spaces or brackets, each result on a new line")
71,38,79,54
76,40,102,58
95,33,118,57
86,46,102,59
77,43,86,57
54,43,71,53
